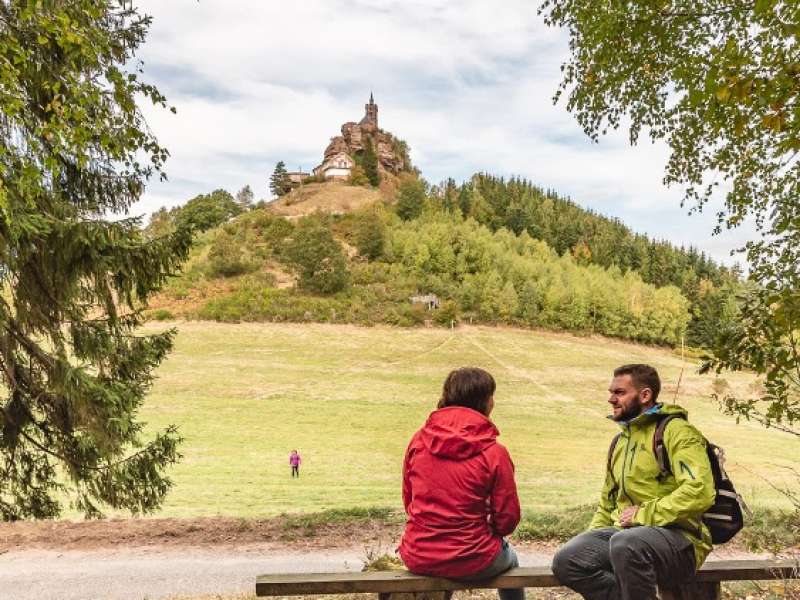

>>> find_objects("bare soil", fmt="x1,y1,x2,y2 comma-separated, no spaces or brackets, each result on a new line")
0,514,404,553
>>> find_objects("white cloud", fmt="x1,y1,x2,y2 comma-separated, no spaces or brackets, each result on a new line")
131,0,754,266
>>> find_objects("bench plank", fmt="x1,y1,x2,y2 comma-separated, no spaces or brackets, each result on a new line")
256,568,558,595
694,559,799,582
255,559,798,596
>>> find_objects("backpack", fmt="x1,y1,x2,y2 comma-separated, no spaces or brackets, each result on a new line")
606,414,750,544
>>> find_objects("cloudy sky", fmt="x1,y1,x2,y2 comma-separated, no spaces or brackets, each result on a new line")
133,0,751,266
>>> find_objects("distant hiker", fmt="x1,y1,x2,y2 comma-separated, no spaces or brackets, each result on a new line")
552,364,716,600
399,367,523,600
289,450,301,478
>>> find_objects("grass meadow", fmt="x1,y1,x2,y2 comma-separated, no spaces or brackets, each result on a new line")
138,322,800,518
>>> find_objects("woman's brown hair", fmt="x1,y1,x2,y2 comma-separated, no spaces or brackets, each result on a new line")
438,367,496,415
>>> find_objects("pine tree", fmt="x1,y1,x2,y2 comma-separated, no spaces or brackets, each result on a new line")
0,1,193,520
362,137,381,187
269,162,291,197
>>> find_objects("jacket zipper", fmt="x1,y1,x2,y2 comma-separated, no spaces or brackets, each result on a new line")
620,423,633,505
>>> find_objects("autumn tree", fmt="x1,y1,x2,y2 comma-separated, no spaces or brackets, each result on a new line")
541,0,799,431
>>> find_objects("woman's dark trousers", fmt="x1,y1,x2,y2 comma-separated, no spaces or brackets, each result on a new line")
551,527,696,600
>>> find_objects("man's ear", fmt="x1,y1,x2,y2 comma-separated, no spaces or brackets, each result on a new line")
639,387,653,404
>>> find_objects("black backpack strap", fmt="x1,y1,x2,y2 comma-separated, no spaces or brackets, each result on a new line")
652,414,685,479
607,432,622,481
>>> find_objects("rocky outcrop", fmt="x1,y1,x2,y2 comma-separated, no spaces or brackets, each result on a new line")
316,94,408,175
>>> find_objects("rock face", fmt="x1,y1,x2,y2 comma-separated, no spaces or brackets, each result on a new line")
314,94,407,177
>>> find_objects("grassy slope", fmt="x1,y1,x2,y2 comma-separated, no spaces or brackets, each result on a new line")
268,182,384,217
139,322,798,518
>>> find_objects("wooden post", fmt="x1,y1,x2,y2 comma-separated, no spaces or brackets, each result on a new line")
659,582,721,600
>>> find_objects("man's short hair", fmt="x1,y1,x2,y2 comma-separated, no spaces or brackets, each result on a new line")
438,367,496,415
614,364,661,402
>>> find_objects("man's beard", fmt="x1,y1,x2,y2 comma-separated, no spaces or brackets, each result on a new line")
613,394,644,422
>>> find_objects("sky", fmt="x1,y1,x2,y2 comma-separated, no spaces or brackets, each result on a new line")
133,0,753,266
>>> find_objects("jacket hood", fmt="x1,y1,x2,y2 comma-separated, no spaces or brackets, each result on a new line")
616,402,689,428
419,406,498,459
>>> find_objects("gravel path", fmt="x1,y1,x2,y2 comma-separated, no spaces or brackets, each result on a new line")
0,543,773,600
0,545,557,600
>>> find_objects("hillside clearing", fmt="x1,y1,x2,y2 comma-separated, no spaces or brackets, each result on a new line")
121,321,800,519
268,183,383,218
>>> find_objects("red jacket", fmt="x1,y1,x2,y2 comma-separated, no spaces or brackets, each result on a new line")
398,406,521,577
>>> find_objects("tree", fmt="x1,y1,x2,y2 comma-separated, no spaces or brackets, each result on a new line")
541,0,799,431
362,137,381,187
0,1,193,519
269,161,291,197
208,230,251,278
353,210,386,260
396,174,427,221
144,207,176,240
283,217,350,294
175,189,241,232
235,185,255,211
348,165,369,187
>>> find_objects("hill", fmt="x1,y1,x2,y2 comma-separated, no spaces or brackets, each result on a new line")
268,181,385,218
147,171,740,350
136,321,796,518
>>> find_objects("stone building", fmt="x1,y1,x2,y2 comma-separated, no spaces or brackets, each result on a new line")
313,94,407,181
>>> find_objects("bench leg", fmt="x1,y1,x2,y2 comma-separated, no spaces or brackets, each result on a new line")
659,582,721,600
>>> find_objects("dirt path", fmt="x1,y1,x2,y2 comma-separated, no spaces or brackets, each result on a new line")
0,517,775,600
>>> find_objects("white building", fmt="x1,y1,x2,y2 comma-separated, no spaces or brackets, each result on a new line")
313,152,354,181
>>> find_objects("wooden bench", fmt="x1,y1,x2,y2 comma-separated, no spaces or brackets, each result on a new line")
256,559,799,600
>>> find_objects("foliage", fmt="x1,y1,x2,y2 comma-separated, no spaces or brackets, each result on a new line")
702,285,799,435
362,137,381,187
457,174,740,347
384,213,691,345
433,299,459,326
175,189,241,233
353,209,386,260
0,1,193,519
208,230,253,278
391,137,413,172
144,206,175,239
541,0,800,427
348,164,369,187
235,185,255,211
283,216,350,294
148,309,175,321
269,161,291,197
395,174,427,221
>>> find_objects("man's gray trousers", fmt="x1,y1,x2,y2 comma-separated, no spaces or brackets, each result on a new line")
551,526,696,600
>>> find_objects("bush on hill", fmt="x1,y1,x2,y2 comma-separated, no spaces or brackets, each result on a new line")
283,215,350,294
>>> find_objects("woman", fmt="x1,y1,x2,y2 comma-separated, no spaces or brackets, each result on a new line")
399,367,523,600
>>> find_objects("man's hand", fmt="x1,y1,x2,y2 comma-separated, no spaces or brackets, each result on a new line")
620,506,639,528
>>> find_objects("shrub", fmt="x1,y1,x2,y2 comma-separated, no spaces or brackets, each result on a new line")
282,216,350,294
353,210,386,260
433,299,459,326
148,308,175,321
348,165,369,187
208,231,252,278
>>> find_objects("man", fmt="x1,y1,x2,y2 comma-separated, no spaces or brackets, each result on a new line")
552,364,716,600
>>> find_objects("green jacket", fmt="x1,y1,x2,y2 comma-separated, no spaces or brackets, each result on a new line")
588,404,716,568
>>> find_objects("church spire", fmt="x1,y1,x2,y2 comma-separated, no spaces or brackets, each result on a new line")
362,92,378,127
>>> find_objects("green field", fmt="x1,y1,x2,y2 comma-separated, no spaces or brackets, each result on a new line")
139,322,799,518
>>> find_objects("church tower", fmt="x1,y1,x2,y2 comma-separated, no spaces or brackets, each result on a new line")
361,92,378,127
